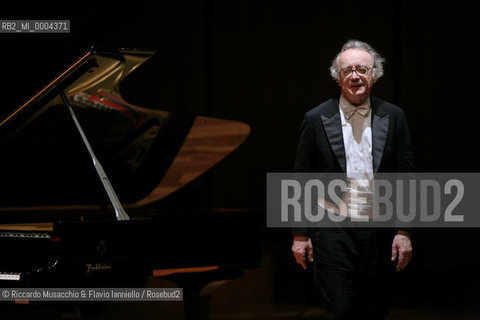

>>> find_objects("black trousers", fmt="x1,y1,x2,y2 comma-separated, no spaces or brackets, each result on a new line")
311,227,398,320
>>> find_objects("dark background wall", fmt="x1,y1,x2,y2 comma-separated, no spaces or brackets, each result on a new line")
2,0,480,314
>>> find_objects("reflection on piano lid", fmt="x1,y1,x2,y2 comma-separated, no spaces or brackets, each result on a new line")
0,47,250,217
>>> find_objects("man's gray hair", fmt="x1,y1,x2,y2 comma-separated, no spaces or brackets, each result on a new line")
329,39,385,81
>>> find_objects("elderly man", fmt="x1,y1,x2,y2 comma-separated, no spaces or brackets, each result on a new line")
291,40,413,319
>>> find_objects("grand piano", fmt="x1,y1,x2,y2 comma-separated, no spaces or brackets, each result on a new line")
0,48,261,319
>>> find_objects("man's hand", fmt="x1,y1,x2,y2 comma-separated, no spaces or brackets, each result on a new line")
292,234,313,270
391,231,413,271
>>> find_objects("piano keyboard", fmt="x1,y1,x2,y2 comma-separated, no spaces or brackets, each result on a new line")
0,272,21,281
0,230,53,278
0,231,50,239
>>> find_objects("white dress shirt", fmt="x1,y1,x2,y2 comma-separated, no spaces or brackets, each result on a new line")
339,96,374,220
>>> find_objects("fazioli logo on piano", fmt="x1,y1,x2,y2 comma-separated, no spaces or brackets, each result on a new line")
86,263,112,274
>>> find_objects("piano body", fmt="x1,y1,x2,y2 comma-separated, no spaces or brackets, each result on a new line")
0,48,261,319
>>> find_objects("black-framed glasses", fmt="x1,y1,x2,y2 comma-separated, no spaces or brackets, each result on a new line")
339,65,372,78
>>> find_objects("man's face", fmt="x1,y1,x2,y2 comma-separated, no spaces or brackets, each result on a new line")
337,48,376,105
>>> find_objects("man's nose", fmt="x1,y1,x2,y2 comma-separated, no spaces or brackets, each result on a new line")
350,70,360,80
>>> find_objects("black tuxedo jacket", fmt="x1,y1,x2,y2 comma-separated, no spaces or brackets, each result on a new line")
293,96,414,235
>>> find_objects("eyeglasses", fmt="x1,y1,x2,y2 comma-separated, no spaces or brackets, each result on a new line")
339,65,372,78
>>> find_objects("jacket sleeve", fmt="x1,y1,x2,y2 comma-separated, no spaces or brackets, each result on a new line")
291,113,314,236
394,109,415,235
395,109,415,173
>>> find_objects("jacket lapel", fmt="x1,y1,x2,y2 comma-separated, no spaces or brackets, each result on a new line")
321,99,346,172
320,96,390,173
371,97,389,172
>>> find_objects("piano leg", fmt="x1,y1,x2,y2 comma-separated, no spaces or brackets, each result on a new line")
154,268,243,320
183,280,230,320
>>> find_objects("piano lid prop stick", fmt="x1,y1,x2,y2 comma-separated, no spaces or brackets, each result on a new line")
60,92,130,221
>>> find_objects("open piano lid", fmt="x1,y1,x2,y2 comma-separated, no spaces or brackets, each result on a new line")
0,48,250,219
